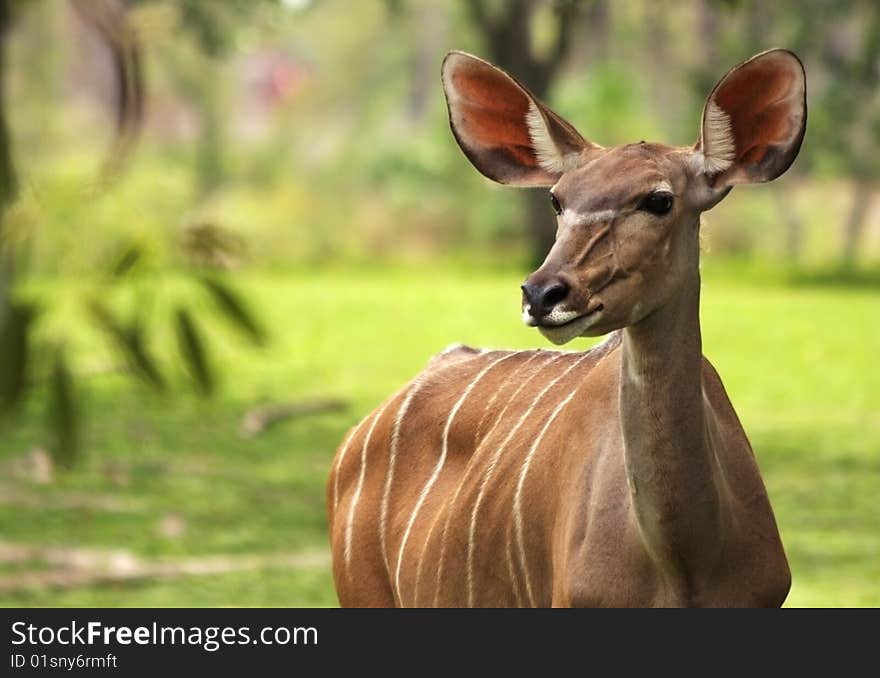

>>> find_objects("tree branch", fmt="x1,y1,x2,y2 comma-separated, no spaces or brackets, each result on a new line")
70,0,143,174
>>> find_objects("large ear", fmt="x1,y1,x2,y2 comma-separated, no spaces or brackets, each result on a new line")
441,51,598,187
697,49,806,188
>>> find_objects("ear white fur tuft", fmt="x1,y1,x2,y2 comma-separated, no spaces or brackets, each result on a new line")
696,49,806,188
526,103,582,174
702,100,737,175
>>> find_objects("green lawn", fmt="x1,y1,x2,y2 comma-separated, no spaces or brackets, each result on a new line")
0,266,878,607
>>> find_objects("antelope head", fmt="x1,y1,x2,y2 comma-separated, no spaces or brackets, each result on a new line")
442,50,806,344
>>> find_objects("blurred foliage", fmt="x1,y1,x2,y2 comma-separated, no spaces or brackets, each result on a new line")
2,0,879,467
46,348,77,469
0,0,274,466
0,0,877,606
174,306,213,395
0,0,876,277
0,291,34,415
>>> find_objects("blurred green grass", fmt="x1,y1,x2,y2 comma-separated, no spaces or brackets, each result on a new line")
0,265,878,607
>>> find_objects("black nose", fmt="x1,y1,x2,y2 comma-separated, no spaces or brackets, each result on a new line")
521,280,570,318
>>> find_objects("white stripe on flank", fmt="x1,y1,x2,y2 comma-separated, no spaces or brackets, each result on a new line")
506,524,524,607
432,350,546,606
475,351,544,439
395,352,514,606
379,377,425,582
412,353,520,606
414,489,453,607
333,417,370,513
343,399,391,575
513,385,579,607
467,352,587,607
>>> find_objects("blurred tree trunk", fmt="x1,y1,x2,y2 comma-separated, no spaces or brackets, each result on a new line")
698,0,720,69
583,0,609,63
745,0,805,261
744,0,768,50
647,2,673,134
521,185,556,267
825,5,880,265
466,0,582,268
407,2,446,124
0,0,16,223
842,176,872,265
772,185,804,261
569,0,608,69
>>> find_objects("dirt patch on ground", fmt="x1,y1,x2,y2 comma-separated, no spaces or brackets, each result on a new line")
0,541,330,593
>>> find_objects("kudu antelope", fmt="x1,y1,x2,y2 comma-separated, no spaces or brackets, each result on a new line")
327,49,805,607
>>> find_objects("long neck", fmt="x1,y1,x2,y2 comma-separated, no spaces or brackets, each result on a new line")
619,256,727,582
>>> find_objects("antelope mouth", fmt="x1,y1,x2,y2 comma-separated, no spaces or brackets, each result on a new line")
537,304,605,345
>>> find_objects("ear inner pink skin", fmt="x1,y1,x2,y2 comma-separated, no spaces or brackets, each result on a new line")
703,50,806,187
445,57,543,180
442,52,596,187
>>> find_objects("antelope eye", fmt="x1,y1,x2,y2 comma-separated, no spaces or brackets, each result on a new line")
549,192,562,215
638,191,674,216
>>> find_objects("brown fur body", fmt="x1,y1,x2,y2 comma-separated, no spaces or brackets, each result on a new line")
327,334,789,607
